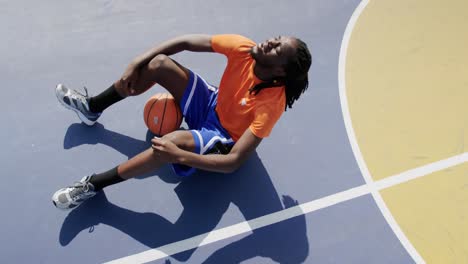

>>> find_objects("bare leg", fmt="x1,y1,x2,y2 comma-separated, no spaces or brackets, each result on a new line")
118,130,195,179
117,148,162,179
113,55,196,179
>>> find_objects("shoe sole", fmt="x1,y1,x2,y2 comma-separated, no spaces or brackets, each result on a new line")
55,84,96,126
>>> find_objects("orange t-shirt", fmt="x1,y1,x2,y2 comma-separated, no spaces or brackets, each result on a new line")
211,34,286,141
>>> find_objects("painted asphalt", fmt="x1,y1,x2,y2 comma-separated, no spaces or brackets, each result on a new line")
3,0,463,263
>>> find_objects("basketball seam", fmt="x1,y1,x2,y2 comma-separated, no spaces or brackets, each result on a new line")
159,94,169,136
175,103,180,131
146,93,162,128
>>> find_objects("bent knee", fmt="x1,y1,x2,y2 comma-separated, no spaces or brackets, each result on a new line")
148,54,171,71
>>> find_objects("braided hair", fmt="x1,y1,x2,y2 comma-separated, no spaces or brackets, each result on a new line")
249,38,312,111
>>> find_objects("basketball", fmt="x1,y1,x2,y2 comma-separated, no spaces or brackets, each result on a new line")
143,93,182,136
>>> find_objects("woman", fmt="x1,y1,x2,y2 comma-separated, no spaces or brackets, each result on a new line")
52,34,312,210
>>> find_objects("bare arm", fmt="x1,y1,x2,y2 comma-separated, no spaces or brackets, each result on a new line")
118,34,213,95
131,34,214,67
152,128,262,174
180,128,262,173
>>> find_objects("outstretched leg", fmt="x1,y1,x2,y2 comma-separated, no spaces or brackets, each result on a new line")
52,129,195,210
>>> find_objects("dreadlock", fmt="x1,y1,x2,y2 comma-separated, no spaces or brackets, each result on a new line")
249,38,312,111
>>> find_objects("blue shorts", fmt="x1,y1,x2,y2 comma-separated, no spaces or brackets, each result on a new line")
172,70,234,176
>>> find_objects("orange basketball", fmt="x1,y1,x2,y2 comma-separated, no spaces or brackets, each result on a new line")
143,93,182,136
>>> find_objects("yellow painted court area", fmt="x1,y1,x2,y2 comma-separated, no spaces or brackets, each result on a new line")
345,0,468,179
380,162,468,263
345,0,468,262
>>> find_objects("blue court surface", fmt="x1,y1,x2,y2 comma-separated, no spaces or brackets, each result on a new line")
4,0,465,263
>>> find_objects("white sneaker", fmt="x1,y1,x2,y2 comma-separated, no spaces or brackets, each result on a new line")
52,176,97,210
55,84,101,126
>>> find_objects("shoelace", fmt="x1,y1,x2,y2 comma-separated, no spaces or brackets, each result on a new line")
68,180,92,201
68,86,90,105
82,86,89,97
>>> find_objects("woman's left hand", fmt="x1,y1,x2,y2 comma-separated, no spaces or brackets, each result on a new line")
151,137,183,163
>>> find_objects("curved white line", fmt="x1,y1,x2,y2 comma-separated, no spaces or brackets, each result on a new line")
338,0,425,263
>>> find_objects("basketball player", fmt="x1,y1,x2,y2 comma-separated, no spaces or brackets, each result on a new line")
52,34,311,210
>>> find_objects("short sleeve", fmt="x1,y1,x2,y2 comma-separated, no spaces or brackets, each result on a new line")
211,34,254,57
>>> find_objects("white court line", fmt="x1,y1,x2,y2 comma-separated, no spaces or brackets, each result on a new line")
105,185,369,264
337,0,425,262
337,0,467,263
337,0,427,263
374,153,468,191
105,1,468,263
104,153,467,264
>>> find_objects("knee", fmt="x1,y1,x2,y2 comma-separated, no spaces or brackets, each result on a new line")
147,54,171,71
161,131,195,152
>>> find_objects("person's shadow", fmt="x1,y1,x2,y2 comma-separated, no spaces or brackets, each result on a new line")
60,123,309,263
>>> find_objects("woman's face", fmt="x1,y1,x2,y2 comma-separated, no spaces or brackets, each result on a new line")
251,36,297,72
